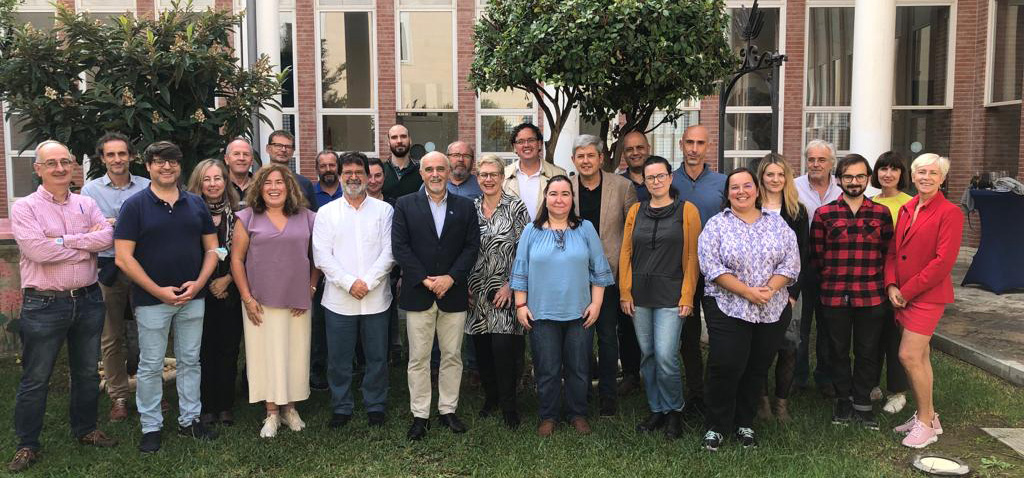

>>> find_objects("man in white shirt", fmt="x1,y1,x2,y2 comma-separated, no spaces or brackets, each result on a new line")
793,139,842,398
502,122,566,220
312,152,395,429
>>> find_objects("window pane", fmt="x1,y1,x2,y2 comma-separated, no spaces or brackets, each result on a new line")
982,104,1020,173
399,0,452,5
891,109,951,164
894,6,950,106
728,8,779,107
397,112,458,159
6,113,37,153
480,114,531,153
10,156,39,198
399,11,454,110
992,0,1024,102
12,12,56,31
480,89,532,110
280,12,295,109
722,157,762,173
318,0,371,6
320,12,373,109
724,113,772,151
322,115,375,152
648,110,699,168
79,0,133,11
806,7,854,107
805,112,851,151
282,114,296,137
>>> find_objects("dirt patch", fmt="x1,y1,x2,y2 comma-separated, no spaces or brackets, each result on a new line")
886,414,1024,478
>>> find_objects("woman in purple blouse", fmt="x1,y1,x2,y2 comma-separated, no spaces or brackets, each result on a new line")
697,168,800,452
230,164,318,439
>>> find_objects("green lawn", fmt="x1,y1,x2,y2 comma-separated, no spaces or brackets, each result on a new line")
0,349,1021,478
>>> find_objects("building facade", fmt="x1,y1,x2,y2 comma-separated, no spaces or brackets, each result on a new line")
1,0,1022,245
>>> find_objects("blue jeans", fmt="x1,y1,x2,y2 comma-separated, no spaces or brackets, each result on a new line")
135,300,204,433
633,306,684,413
530,318,592,421
14,287,104,450
325,309,389,414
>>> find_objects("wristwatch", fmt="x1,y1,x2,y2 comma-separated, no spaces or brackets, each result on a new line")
54,237,64,246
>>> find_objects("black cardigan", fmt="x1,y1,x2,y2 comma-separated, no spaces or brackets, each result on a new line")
779,203,809,300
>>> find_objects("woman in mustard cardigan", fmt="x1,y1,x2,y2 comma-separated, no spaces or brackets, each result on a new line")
619,156,701,439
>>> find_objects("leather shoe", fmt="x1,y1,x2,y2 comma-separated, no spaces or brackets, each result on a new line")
77,430,118,448
438,413,468,433
109,398,130,422
368,412,386,427
199,413,216,427
502,411,520,430
636,412,667,433
599,397,617,417
219,410,235,426
329,413,352,429
8,448,39,473
617,374,641,396
478,400,498,418
571,417,592,435
537,419,556,437
663,411,683,439
407,418,429,441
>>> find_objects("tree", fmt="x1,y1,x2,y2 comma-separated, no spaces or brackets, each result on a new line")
0,0,285,178
470,0,735,168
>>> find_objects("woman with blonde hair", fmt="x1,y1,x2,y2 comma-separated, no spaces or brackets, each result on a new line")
230,164,319,438
754,153,808,422
186,159,243,426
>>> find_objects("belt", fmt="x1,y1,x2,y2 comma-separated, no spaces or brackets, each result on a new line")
23,283,99,298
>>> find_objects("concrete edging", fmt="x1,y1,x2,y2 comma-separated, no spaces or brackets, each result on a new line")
933,332,1024,387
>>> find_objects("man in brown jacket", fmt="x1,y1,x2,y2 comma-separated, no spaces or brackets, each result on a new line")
570,134,638,416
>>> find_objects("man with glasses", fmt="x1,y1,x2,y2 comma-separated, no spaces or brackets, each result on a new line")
81,132,150,423
445,141,482,200
266,130,318,211
809,154,893,431
313,152,395,429
502,122,565,220
114,141,220,453
9,141,118,473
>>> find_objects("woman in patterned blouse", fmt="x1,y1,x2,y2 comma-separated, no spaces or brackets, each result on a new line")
465,155,531,429
697,168,800,452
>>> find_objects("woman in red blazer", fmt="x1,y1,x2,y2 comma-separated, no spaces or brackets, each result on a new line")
884,153,963,449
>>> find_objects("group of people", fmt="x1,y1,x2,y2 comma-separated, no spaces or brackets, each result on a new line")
8,121,963,472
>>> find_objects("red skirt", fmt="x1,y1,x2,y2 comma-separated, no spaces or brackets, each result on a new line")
895,301,945,336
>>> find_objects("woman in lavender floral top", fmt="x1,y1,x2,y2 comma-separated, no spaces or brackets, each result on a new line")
696,168,800,452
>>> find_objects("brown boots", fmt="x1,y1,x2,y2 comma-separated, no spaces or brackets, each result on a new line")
757,396,792,423
773,398,791,423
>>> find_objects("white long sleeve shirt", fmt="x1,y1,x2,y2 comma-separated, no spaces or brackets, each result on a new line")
312,195,395,316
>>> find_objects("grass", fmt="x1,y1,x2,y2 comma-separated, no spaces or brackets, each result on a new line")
0,348,1021,478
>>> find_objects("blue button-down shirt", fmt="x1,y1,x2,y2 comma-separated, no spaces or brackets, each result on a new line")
80,174,150,257
447,175,482,200
313,181,344,209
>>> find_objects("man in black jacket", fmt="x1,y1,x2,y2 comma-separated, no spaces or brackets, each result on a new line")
392,151,480,441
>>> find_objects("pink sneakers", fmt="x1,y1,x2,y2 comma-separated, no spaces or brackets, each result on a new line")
893,412,943,435
901,419,938,448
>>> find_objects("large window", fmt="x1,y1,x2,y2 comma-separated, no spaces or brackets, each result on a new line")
318,9,376,154
396,0,457,153
805,7,854,154
647,104,701,168
988,0,1024,104
477,89,534,158
892,5,952,163
723,5,781,172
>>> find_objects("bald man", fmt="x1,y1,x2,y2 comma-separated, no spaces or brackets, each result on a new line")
620,130,654,202
382,124,423,200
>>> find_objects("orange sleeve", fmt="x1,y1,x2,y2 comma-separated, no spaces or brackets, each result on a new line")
679,202,702,309
619,203,640,303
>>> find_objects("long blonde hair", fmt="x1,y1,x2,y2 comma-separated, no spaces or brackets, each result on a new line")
187,159,240,209
756,153,801,219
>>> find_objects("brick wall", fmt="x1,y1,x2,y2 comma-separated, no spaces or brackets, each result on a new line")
455,0,476,150
295,0,317,179
0,103,7,217
376,1,397,159
699,96,721,172
782,0,806,173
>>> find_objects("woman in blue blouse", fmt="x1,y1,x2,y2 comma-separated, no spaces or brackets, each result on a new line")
511,175,614,438
697,168,800,451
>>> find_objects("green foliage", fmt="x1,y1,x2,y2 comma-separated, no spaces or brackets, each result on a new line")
470,0,735,167
0,0,284,178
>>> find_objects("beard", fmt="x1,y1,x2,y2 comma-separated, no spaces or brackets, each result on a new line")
390,144,409,157
319,172,338,186
344,181,367,196
451,165,469,182
840,183,865,198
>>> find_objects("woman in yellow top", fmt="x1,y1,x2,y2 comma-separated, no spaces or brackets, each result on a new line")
619,156,701,439
869,151,913,415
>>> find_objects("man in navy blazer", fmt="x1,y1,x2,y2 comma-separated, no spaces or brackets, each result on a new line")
392,151,480,441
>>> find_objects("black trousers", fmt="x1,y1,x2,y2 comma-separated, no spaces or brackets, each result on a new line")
681,276,705,400
618,313,641,377
473,333,525,413
200,291,243,414
591,284,621,402
796,273,832,386
823,304,886,409
880,306,908,394
703,298,790,434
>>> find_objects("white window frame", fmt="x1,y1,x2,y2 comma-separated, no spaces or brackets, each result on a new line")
315,3,379,157
395,0,458,113
155,0,215,11
985,0,1024,106
278,9,300,167
475,99,536,159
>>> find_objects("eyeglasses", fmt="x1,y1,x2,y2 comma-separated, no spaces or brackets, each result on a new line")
151,159,181,167
448,153,473,160
644,173,670,183
478,172,502,180
839,174,868,182
269,142,295,150
35,158,74,169
513,138,539,146
340,170,365,177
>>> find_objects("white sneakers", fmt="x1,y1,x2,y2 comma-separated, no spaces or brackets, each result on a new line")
259,409,306,438
281,408,306,432
883,393,907,414
260,414,281,438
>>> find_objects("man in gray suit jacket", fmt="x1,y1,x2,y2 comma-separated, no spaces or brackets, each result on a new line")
570,135,638,417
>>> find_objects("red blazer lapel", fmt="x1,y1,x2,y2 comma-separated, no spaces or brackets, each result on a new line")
901,193,945,246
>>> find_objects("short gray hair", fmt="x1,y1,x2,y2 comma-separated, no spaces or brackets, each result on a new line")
804,139,837,161
476,154,505,173
34,139,72,158
572,134,605,156
910,153,950,178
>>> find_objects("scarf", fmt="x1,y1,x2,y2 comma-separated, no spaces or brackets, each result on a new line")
207,197,236,255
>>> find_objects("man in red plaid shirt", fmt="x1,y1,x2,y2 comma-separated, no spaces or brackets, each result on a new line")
810,153,894,431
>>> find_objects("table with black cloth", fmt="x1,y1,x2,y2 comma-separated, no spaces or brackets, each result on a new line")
962,189,1024,294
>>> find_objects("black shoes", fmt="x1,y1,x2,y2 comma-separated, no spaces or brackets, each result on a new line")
599,397,617,417
702,430,724,452
310,378,329,392
179,419,218,440
438,413,468,433
329,413,352,429
636,412,667,433
664,411,683,439
502,411,520,430
735,427,758,448
854,409,879,430
368,412,386,428
478,400,498,418
138,431,161,454
407,418,430,441
832,399,853,425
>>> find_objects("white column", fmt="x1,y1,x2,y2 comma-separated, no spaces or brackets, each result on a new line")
255,0,283,150
849,0,895,166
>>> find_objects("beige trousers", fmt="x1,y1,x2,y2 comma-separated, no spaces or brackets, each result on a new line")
406,303,467,418
99,272,133,400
